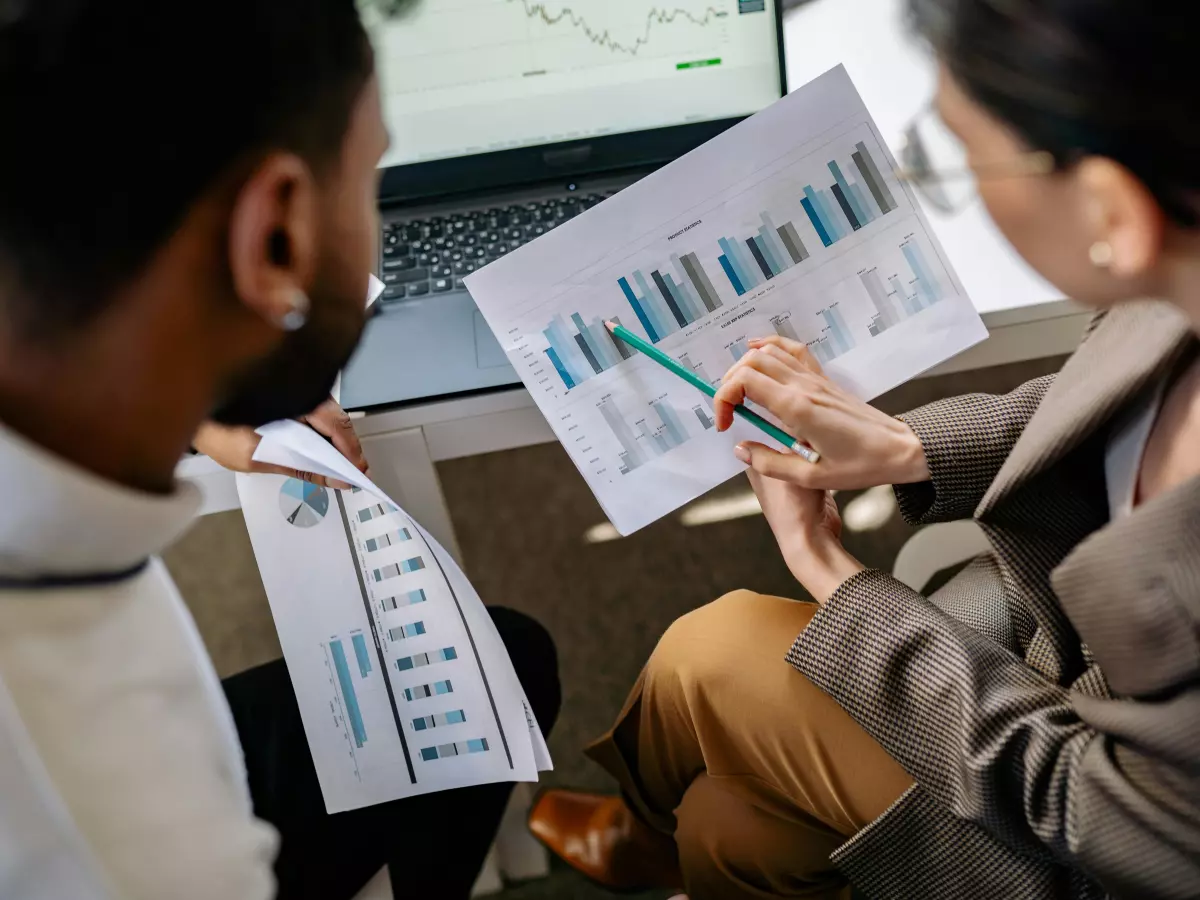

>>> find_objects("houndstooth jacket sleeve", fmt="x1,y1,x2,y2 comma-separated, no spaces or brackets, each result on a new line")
892,374,1056,525
787,561,1200,899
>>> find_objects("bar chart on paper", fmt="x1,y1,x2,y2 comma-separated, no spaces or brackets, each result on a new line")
467,66,986,534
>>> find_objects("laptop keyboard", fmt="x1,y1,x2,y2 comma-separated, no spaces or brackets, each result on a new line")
378,191,614,304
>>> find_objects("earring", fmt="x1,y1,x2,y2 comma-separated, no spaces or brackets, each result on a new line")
278,289,310,331
1088,241,1114,268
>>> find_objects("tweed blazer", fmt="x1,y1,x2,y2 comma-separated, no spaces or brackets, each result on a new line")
787,300,1200,900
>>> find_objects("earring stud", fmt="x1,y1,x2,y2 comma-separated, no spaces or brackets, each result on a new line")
1088,241,1114,268
278,289,310,332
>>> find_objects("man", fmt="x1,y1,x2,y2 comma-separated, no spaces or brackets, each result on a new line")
0,2,558,898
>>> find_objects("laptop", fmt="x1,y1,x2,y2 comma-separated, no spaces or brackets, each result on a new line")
341,0,788,411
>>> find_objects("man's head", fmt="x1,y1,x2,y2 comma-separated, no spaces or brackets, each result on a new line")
0,0,385,431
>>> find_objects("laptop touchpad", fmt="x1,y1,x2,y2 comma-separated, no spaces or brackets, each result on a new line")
473,310,509,370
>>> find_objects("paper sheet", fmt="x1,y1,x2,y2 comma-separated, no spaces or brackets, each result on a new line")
238,421,549,813
465,66,987,534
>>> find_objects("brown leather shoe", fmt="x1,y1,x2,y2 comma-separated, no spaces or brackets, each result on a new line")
528,789,682,891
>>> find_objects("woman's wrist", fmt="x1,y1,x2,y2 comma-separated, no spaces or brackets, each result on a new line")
786,535,866,606
891,418,931,485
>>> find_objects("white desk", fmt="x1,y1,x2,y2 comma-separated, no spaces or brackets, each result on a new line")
180,0,1089,556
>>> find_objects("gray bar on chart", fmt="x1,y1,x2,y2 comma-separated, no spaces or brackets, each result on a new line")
853,143,897,212
573,333,603,375
771,315,800,341
666,271,704,324
654,402,688,448
778,222,809,263
604,316,634,360
693,406,714,430
860,269,899,328
598,399,646,468
651,270,689,327
680,253,719,312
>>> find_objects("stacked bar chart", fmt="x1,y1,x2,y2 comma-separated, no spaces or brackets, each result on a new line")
420,738,489,762
617,251,724,345
718,211,811,296
396,646,458,672
412,709,466,731
597,394,697,474
330,639,367,748
358,502,397,523
388,620,427,641
373,557,425,583
382,589,427,611
801,141,898,248
404,678,454,700
365,528,412,552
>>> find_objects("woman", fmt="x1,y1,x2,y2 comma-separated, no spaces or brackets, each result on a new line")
529,0,1200,897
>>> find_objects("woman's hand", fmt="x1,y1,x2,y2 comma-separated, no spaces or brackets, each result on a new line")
748,469,864,605
193,398,368,489
714,335,930,490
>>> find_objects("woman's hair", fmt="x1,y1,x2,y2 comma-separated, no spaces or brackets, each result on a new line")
908,0,1199,227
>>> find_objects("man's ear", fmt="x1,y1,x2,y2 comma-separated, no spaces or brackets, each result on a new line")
227,153,319,331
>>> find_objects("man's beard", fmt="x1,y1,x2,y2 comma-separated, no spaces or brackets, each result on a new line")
210,283,366,427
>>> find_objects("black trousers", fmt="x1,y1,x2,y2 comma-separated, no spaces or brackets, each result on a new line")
222,608,561,900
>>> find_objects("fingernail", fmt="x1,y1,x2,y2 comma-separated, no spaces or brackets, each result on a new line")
733,444,751,464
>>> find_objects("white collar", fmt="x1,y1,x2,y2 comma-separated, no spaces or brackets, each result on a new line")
0,420,200,579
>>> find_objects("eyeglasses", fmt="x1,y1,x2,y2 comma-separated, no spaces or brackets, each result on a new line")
895,106,1056,215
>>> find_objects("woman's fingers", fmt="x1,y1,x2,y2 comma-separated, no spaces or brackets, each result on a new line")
713,365,798,430
747,334,823,373
302,398,368,474
734,441,820,486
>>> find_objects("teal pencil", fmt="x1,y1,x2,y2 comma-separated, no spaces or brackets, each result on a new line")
603,321,820,464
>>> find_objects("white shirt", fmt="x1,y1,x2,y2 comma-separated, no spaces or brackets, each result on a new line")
1105,381,1166,521
0,421,278,899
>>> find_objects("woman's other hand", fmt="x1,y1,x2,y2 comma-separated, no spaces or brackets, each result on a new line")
714,335,930,490
748,469,864,604
193,398,368,489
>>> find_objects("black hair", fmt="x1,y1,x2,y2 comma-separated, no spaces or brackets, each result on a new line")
908,0,1199,227
0,0,373,338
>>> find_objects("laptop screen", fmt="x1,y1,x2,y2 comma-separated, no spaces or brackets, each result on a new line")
363,0,784,169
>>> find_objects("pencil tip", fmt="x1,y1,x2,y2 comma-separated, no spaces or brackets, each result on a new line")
603,320,616,332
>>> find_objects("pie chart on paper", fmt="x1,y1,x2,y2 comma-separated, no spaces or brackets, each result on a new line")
280,478,329,528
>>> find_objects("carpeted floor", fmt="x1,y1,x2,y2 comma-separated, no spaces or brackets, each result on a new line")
164,355,1061,899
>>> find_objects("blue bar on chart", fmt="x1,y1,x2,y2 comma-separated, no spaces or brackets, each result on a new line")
727,337,750,363
351,633,372,677
374,557,424,582
388,620,426,641
412,709,466,731
404,679,454,701
901,240,941,307
818,303,855,358
598,395,648,474
420,738,489,762
799,141,897,248
365,528,411,552
358,503,398,523
542,312,632,391
396,646,457,672
330,640,367,748
382,589,427,611
717,212,807,296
